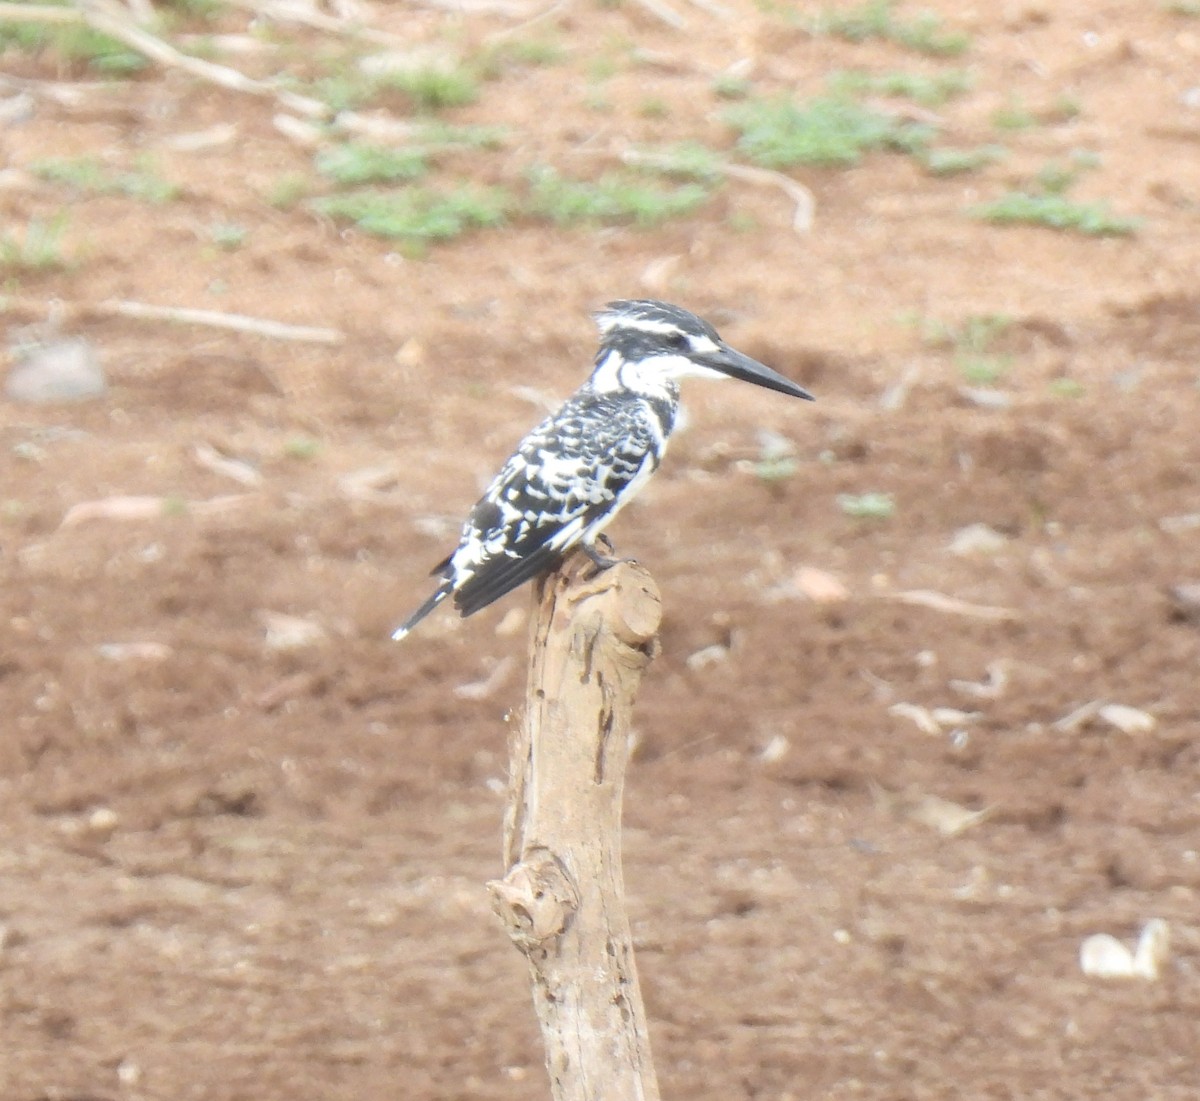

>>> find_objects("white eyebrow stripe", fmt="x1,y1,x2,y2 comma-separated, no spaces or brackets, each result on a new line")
619,317,684,335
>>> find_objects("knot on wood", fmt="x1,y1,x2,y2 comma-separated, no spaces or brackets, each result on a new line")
487,848,579,954
559,558,662,653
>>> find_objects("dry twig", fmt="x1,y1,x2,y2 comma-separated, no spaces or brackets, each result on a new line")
889,589,1019,622
0,296,344,345
224,0,407,46
632,0,686,28
0,2,325,116
483,0,573,41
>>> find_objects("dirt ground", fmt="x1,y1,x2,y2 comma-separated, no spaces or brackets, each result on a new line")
2,1,1199,1098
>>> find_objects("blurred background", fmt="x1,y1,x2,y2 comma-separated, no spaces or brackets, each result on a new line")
1,1,1198,1097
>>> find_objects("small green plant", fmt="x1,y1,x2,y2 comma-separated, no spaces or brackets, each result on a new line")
0,9,146,75
728,210,759,233
827,68,972,107
632,141,725,183
309,70,376,113
910,312,1014,386
525,166,711,227
482,36,566,71
726,95,932,168
1034,150,1100,194
837,491,896,519
307,59,478,113
208,222,248,250
918,144,1005,176
282,436,322,460
0,215,70,273
33,157,179,203
754,434,799,483
1048,95,1081,122
312,185,509,245
957,352,1008,385
314,143,428,186
267,174,310,209
1036,161,1078,195
712,72,752,100
991,99,1037,131
812,1,970,56
1048,378,1085,398
380,64,479,110
954,314,1012,385
587,54,620,82
412,121,508,150
971,192,1138,235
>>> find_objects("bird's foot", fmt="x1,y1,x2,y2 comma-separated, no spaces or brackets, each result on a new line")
581,536,635,576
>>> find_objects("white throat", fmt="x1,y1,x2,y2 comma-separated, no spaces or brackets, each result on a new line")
590,349,726,400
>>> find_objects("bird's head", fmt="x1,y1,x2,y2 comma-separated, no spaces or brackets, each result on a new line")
590,299,814,402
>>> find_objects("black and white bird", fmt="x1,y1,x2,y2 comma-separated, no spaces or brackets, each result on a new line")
392,299,813,641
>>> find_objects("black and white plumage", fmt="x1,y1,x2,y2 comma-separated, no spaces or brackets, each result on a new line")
392,299,813,641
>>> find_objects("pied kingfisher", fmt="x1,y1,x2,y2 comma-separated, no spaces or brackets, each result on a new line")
392,299,814,641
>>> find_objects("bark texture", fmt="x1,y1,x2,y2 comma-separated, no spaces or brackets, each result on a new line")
488,552,662,1101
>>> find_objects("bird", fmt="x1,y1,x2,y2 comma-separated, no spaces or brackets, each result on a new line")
392,299,814,641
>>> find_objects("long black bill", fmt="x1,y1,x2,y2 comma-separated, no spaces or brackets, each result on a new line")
710,345,815,401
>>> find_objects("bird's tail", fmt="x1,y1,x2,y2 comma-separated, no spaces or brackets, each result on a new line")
391,585,451,641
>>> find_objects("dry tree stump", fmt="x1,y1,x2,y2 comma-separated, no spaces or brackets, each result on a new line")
488,551,663,1101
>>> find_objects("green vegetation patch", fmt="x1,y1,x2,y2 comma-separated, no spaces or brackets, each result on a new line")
918,144,1005,176
911,312,1015,386
828,68,972,107
525,166,712,226
0,5,146,74
970,192,1138,236
413,121,509,150
0,215,71,274
314,144,429,186
811,1,970,56
481,36,566,73
630,141,726,183
307,58,480,114
311,185,509,243
382,64,479,110
837,491,896,519
726,95,933,168
32,157,179,203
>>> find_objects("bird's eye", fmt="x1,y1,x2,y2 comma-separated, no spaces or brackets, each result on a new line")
667,332,690,350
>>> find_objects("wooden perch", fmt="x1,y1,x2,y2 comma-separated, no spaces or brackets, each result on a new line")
488,552,662,1101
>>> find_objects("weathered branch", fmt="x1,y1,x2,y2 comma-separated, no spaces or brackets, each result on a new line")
0,296,343,345
488,552,662,1101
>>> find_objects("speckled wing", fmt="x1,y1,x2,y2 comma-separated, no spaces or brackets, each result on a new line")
444,392,663,618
